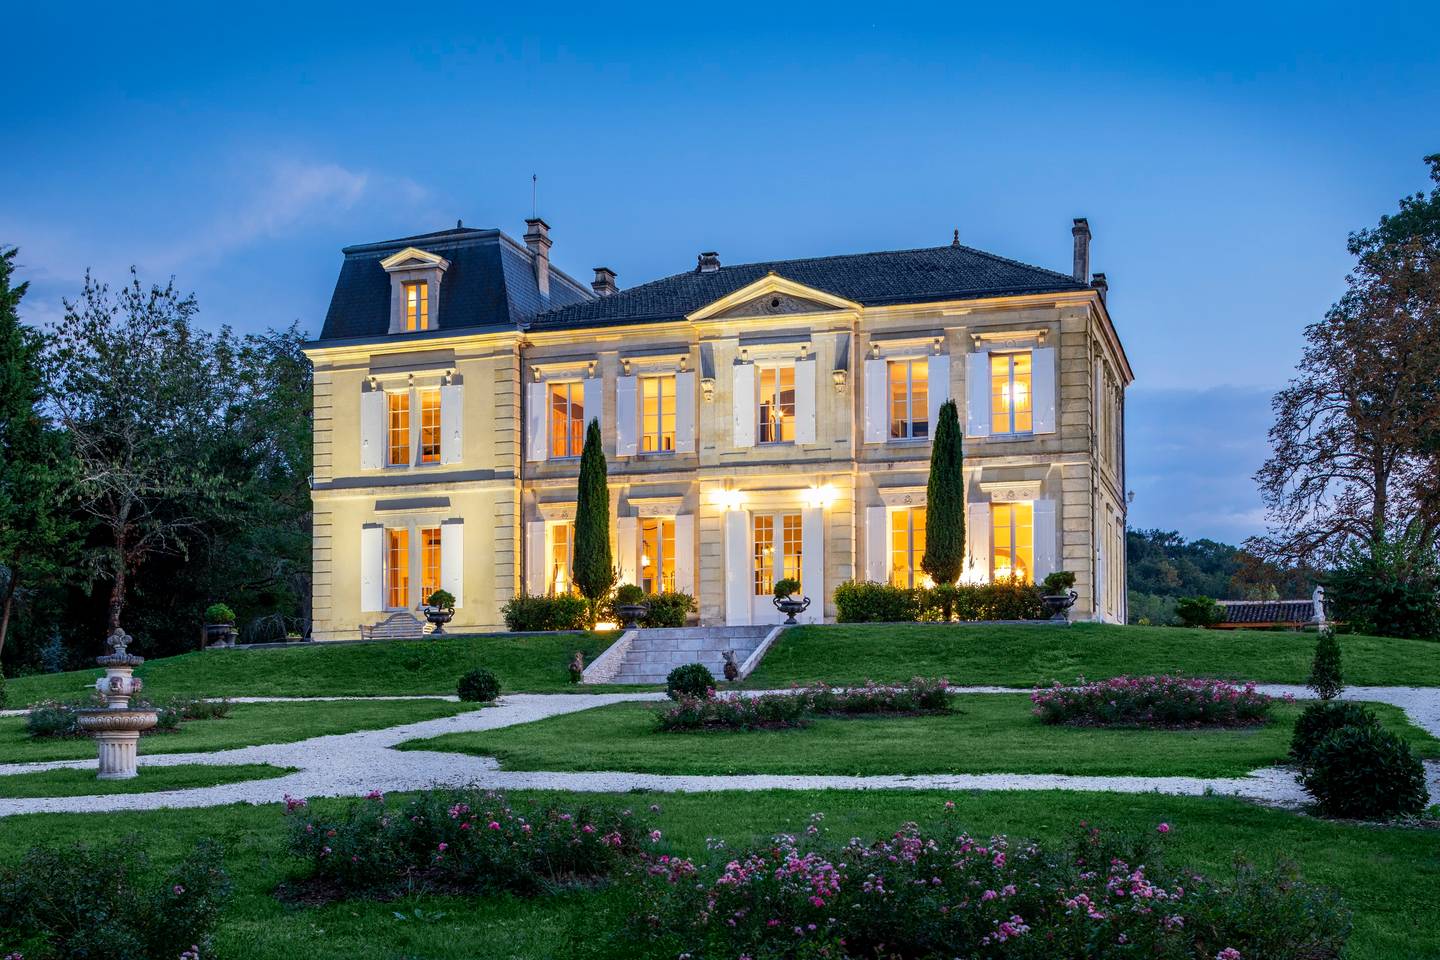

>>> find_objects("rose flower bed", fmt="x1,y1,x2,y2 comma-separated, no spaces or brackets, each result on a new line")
281,788,656,902
1031,675,1280,728
655,678,950,732
618,812,1351,960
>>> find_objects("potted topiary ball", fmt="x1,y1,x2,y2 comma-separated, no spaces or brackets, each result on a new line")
457,667,501,703
203,603,238,649
1039,571,1078,621
424,589,456,636
770,578,809,624
612,583,650,629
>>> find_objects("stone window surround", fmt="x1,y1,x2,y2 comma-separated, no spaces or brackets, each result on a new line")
379,247,450,336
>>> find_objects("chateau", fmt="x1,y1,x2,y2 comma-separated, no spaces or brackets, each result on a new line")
304,217,1131,639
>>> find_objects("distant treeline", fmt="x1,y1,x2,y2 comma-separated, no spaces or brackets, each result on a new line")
1127,528,1315,625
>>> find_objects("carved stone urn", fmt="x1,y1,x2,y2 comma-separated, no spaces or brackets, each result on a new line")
772,595,811,625
615,602,649,630
1041,590,1079,622
76,629,158,780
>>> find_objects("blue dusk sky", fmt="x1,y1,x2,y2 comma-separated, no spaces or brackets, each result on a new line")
3,1,1436,547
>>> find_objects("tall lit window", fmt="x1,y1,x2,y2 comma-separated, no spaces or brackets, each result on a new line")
386,528,410,608
890,506,928,588
757,366,795,444
991,502,1035,583
420,526,442,604
387,392,410,466
753,513,801,596
418,388,441,464
990,352,1033,435
549,522,576,595
639,517,676,593
888,358,929,440
404,281,429,331
548,382,586,459
641,375,676,453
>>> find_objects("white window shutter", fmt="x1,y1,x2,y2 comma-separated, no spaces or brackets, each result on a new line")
1032,346,1057,434
863,358,887,443
966,502,991,583
794,358,817,445
927,353,950,429
441,519,464,608
615,375,638,457
965,353,991,438
360,388,385,470
1032,499,1057,583
800,506,824,622
732,363,755,448
524,520,546,594
582,376,603,437
674,371,697,454
617,516,639,586
525,381,548,461
865,505,887,582
723,509,751,625
1096,536,1108,621
440,382,463,465
360,524,383,612
674,513,695,596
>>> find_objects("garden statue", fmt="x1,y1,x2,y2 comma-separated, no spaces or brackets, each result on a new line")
722,649,740,681
76,628,158,779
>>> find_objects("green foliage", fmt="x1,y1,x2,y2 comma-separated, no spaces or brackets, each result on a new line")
1323,534,1440,640
666,662,716,700
1174,596,1225,628
833,579,1047,623
1302,724,1429,819
0,836,230,959
425,589,456,610
456,667,501,703
613,583,645,605
640,591,695,628
921,398,964,585
26,698,85,738
571,418,615,615
772,577,800,600
1127,529,1312,625
1041,570,1076,594
0,673,5,709
1289,701,1379,767
1308,628,1344,699
204,602,236,624
832,580,920,622
501,593,589,632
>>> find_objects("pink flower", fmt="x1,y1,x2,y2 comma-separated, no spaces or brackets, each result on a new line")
649,829,663,842
172,884,185,895
488,820,501,830
1157,823,1171,834
437,842,448,852
365,789,384,801
1216,950,1242,960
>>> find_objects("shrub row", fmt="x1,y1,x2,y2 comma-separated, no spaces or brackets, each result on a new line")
1031,675,1278,728
25,696,234,740
655,678,951,731
833,579,1048,623
283,788,654,899
618,813,1351,960
501,589,696,631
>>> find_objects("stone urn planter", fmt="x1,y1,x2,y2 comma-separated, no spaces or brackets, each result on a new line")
423,606,455,636
203,623,238,648
1041,590,1079,621
615,602,650,630
772,595,811,625
76,629,159,780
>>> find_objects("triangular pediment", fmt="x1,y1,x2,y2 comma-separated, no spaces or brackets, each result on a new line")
380,246,451,272
687,274,860,322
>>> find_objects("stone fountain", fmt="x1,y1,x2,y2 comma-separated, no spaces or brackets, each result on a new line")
76,628,158,780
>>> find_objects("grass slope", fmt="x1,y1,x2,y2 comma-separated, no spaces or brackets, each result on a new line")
401,695,1440,778
5,631,623,706
0,763,294,799
1,699,484,764
0,790,1436,959
745,622,1440,688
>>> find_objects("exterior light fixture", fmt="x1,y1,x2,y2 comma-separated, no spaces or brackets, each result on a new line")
832,369,848,393
700,377,716,402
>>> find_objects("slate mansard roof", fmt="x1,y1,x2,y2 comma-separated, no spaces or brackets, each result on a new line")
1217,599,1321,625
317,226,593,342
529,242,1090,330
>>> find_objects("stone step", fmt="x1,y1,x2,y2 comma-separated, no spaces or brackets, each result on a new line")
587,625,781,685
628,625,773,640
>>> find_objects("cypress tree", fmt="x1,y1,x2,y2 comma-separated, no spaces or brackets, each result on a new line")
571,417,615,624
922,398,965,586
1308,627,1344,700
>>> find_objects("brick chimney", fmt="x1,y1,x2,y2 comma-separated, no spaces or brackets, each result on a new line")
1091,272,1108,305
524,218,552,298
1071,218,1091,284
592,266,618,296
697,251,721,273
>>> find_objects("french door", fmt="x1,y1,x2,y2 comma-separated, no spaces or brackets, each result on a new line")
751,512,802,623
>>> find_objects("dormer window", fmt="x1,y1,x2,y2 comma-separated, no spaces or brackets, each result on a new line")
404,280,429,331
380,246,449,335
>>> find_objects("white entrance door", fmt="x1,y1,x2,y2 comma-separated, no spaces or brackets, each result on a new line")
751,511,803,624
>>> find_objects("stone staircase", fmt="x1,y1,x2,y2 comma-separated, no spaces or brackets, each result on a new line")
585,625,780,685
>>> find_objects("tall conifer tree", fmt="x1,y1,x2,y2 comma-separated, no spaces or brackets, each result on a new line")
571,418,615,624
922,399,965,586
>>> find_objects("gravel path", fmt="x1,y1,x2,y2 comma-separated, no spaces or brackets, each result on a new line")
2,685,1438,818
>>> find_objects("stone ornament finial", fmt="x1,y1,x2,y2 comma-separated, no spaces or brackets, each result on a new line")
108,628,132,657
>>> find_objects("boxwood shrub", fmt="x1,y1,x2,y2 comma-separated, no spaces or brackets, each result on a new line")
1288,700,1380,767
501,593,589,631
1301,724,1429,819
833,579,1047,623
666,663,716,700
457,667,501,703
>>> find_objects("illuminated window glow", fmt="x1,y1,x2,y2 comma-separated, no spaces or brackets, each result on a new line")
420,526,442,604
549,521,576,596
888,359,929,440
386,528,409,609
404,281,429,331
757,366,795,444
991,501,1035,584
387,392,410,466
890,506,928,588
639,517,676,593
641,375,676,453
753,513,802,596
990,352,1033,435
418,388,441,464
548,382,586,459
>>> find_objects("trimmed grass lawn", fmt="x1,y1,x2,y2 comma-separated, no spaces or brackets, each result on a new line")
5,630,624,705
0,699,485,763
399,695,1440,778
0,789,1435,959
0,763,295,798
745,622,1440,688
